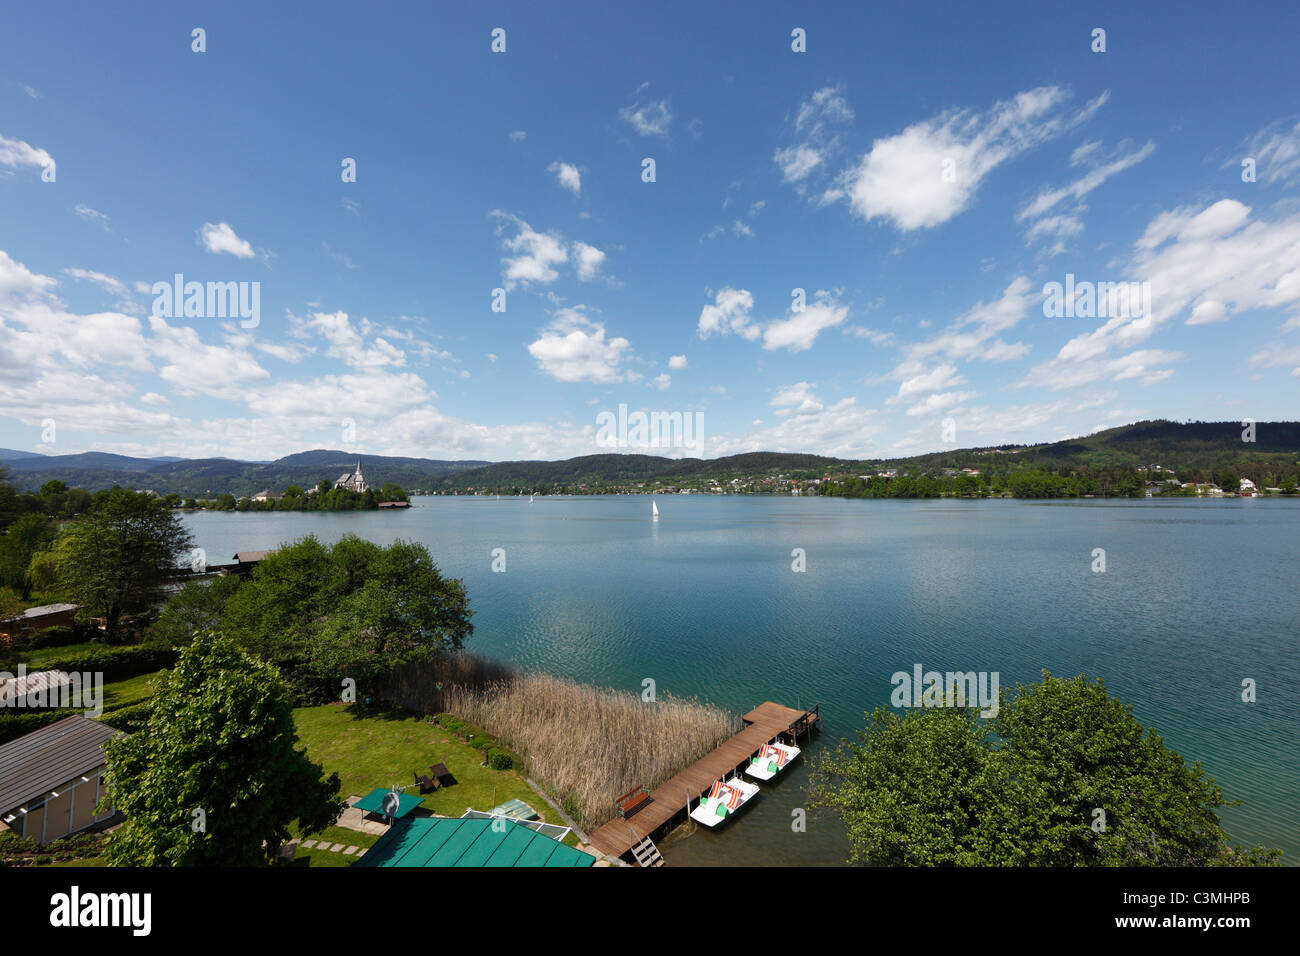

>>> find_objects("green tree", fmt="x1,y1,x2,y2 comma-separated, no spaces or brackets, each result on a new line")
144,575,244,647
222,535,472,696
0,512,55,596
53,487,193,639
809,672,1279,866
102,631,344,866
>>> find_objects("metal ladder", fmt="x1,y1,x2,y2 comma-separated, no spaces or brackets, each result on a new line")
629,826,664,867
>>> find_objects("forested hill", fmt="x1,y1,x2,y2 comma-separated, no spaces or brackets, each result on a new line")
2,420,1297,495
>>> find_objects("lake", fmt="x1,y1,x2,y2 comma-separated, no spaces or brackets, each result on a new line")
182,495,1300,865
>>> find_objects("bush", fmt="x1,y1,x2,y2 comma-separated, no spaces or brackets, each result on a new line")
26,625,82,650
100,700,154,733
487,748,514,771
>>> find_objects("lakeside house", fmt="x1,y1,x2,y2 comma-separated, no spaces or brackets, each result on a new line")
251,489,283,503
0,715,122,843
0,603,79,643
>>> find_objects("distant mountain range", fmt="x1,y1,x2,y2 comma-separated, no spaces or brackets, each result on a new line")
3,420,1297,495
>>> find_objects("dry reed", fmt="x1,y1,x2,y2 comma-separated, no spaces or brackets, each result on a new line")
381,654,739,831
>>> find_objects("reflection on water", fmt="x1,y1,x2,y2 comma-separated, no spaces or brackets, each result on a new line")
184,495,1300,865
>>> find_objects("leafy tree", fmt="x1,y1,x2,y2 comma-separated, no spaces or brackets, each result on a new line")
51,487,193,639
144,575,244,648
0,512,55,596
102,631,344,866
39,479,68,515
809,672,1280,866
222,535,472,696
379,482,408,502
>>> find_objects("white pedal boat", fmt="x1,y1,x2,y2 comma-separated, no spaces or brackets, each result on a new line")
744,740,801,782
689,777,760,827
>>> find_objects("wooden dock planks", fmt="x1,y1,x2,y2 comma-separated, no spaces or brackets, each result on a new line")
587,701,818,860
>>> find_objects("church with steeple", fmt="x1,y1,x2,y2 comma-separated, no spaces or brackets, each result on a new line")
333,460,368,493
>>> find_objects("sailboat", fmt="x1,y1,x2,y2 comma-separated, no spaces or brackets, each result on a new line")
529,493,534,504
652,499,659,520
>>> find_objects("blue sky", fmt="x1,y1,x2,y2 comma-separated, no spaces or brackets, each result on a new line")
2,1,1299,462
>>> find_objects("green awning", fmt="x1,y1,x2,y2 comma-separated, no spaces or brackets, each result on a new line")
353,788,425,820
354,817,594,868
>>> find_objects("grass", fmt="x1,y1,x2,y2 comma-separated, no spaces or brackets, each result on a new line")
290,702,564,864
441,672,740,831
98,669,167,711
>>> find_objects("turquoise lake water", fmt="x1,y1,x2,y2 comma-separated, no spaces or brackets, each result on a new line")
182,495,1300,865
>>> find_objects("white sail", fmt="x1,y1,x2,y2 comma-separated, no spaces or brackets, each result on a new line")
652,499,659,518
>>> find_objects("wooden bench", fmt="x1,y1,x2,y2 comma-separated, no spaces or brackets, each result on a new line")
616,785,652,819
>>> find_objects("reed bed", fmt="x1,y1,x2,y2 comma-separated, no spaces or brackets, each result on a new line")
381,654,740,831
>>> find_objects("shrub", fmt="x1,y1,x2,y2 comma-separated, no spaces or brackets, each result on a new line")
26,625,82,650
487,749,514,771
100,700,154,733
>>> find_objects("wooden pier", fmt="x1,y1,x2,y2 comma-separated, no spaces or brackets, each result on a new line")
587,701,820,862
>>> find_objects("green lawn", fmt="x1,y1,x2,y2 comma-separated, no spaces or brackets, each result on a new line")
293,702,545,817
292,702,560,855
99,670,167,711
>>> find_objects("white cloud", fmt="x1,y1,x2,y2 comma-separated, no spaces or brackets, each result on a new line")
200,222,255,259
74,204,110,230
711,382,881,458
774,85,854,186
697,289,847,352
527,308,633,383
0,131,53,173
508,130,527,142
1020,141,1154,222
548,161,582,195
572,241,606,281
619,92,672,137
1024,200,1300,391
697,287,758,340
761,295,848,352
774,145,825,184
835,87,1107,230
1238,117,1300,186
668,354,687,370
289,310,406,369
147,315,270,396
843,326,896,346
490,212,607,290
650,373,671,390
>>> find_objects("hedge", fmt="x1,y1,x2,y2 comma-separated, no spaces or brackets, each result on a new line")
0,698,156,745
26,626,84,651
33,645,179,683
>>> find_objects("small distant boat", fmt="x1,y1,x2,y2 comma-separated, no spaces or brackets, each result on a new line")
744,739,801,782
530,493,534,504
652,499,659,520
690,777,759,827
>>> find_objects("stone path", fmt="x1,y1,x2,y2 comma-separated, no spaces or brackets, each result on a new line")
298,838,367,857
